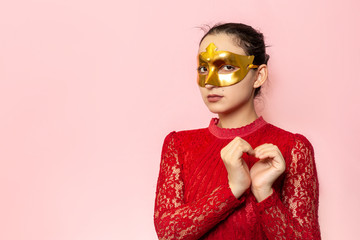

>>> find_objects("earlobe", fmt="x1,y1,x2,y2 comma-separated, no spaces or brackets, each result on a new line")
253,64,268,88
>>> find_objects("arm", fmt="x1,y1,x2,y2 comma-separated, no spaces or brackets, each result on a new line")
154,132,245,240
256,134,321,239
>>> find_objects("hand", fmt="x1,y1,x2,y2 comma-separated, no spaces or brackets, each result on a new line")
221,137,254,198
250,143,286,202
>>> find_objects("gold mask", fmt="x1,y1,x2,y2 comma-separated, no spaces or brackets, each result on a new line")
197,43,258,87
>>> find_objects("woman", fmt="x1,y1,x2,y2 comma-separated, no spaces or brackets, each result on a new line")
154,23,321,239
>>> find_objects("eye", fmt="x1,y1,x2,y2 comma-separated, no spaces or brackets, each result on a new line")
219,65,238,73
197,66,208,74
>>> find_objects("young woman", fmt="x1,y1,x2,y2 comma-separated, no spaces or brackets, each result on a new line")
154,23,321,240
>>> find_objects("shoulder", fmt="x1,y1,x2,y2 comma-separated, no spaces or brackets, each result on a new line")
261,124,317,178
290,133,315,163
262,123,294,139
264,123,313,146
160,127,209,167
261,122,315,159
292,133,314,152
163,126,209,143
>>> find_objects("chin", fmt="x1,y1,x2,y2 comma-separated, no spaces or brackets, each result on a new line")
205,105,227,115
203,99,236,115
206,102,243,116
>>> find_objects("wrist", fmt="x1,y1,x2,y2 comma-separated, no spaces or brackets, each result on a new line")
251,187,273,202
229,183,249,199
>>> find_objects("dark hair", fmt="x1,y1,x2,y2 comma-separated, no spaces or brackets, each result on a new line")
199,23,269,97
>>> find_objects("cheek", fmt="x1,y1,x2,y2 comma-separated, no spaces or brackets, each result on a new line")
237,74,256,90
223,81,253,100
198,87,207,100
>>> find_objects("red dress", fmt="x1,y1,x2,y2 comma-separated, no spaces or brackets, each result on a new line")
154,117,321,239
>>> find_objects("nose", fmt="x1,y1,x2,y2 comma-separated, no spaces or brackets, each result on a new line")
204,83,216,89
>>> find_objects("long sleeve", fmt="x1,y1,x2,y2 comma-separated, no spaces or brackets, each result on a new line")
154,132,245,240
256,134,321,239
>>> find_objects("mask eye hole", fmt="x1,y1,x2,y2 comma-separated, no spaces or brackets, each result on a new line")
197,66,208,74
218,65,239,74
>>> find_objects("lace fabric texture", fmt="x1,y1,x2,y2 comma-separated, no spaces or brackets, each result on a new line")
154,132,244,240
154,121,321,240
255,134,321,239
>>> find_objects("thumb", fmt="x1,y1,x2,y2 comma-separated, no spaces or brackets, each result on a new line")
246,147,255,156
243,144,255,156
237,137,255,156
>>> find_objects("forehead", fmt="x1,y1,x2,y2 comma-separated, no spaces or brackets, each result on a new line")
198,33,246,55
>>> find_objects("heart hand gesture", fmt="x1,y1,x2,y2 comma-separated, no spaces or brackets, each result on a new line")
220,137,254,199
221,138,286,202
251,144,286,201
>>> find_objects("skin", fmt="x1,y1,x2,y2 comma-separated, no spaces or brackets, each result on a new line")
198,33,286,202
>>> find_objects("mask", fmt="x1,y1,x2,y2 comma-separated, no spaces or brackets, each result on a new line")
197,43,258,87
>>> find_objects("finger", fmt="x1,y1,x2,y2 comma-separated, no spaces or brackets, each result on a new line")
254,144,278,158
256,149,279,160
228,136,243,149
226,137,243,152
256,149,285,171
239,141,255,156
226,137,255,159
226,137,252,160
229,137,255,155
221,137,239,155
254,143,275,152
227,142,245,159
221,137,243,160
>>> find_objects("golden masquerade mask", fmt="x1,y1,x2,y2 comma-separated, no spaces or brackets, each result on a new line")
197,43,258,87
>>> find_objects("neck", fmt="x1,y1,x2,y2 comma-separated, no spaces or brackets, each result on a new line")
217,102,258,129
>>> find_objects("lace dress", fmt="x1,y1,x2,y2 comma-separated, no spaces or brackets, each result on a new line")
154,117,321,239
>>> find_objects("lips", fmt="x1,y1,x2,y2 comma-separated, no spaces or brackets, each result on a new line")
207,94,223,102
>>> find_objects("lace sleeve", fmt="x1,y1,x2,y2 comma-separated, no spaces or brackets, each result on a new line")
154,132,245,240
255,134,321,239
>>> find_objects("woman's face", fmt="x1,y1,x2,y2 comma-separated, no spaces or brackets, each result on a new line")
198,33,258,115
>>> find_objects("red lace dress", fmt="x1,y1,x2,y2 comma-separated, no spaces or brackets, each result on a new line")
154,117,321,239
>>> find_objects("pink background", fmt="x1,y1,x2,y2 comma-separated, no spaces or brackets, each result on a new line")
0,0,359,239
